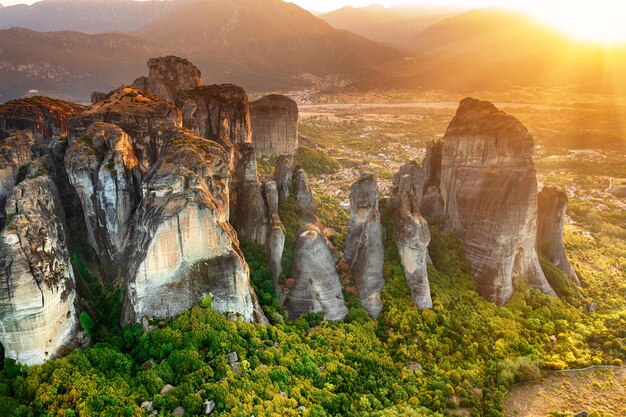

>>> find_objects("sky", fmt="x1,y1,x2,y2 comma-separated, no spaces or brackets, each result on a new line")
1,0,625,43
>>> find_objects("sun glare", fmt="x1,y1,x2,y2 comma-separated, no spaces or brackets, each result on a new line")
519,0,626,45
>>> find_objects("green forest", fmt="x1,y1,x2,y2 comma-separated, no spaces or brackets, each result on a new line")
0,176,624,417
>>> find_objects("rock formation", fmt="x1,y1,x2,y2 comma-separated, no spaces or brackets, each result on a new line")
0,176,81,365
536,187,580,285
283,165,347,320
273,154,293,199
437,98,555,304
132,56,202,103
419,141,444,219
264,181,285,290
392,168,433,310
230,143,269,246
121,128,267,324
345,173,384,317
284,226,348,321
0,96,85,141
64,123,140,276
176,84,251,170
250,94,299,157
69,86,182,171
0,131,34,222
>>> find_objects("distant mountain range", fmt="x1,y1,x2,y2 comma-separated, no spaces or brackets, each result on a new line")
319,4,461,49
0,0,624,102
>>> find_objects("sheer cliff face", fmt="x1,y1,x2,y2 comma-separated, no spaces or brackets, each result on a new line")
284,167,348,321
69,86,182,171
122,129,266,324
345,173,384,318
132,56,202,103
0,176,81,365
0,132,33,221
0,97,86,141
177,84,252,170
420,141,444,219
64,123,140,277
250,94,299,157
392,165,433,310
537,187,580,285
284,227,348,321
439,98,555,304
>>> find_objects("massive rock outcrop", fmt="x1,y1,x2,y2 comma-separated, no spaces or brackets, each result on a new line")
273,154,293,199
392,166,433,310
438,98,555,304
132,56,202,103
65,123,140,276
69,86,182,171
177,84,251,170
250,94,299,157
0,131,34,222
230,143,269,246
0,176,82,365
345,173,384,317
283,166,347,320
284,226,348,321
420,141,444,219
264,181,285,290
0,96,85,141
536,187,580,285
121,128,266,324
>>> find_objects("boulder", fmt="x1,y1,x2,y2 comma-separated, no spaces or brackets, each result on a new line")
132,55,202,102
438,98,555,304
345,173,384,317
0,176,81,365
536,186,580,285
250,94,299,157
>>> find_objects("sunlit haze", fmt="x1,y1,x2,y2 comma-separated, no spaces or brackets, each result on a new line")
2,0,625,44
289,0,626,45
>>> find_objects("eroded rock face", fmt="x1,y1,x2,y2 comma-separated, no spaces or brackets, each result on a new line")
295,168,316,213
265,181,285,290
132,56,202,103
0,131,34,221
69,86,182,171
420,141,444,219
345,173,384,317
439,98,555,304
121,129,266,324
230,143,269,246
65,123,140,275
284,226,348,321
392,171,433,310
273,155,293,199
250,94,298,157
0,97,85,141
177,84,251,170
0,176,81,365
537,187,580,285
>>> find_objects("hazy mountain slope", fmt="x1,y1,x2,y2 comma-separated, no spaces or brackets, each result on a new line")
320,4,460,48
0,28,159,102
395,8,626,94
0,0,187,33
135,0,411,90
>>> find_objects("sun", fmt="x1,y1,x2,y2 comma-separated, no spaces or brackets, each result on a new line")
514,0,626,45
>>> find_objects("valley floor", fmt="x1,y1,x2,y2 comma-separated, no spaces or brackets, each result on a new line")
503,367,625,416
